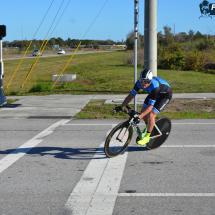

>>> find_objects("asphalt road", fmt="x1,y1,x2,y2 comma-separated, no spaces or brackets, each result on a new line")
2,50,111,61
0,117,215,215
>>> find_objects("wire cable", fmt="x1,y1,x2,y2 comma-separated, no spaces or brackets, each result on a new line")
82,0,109,40
45,0,65,38
48,0,72,39
33,0,55,39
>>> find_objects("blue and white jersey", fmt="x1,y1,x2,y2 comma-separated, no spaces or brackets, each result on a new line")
130,77,172,106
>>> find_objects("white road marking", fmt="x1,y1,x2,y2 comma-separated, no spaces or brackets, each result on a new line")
172,123,215,125
161,145,215,147
65,127,128,215
0,119,70,174
64,124,117,126
63,123,215,126
118,193,215,197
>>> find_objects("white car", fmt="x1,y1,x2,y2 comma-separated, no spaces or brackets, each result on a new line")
32,50,42,56
57,49,65,54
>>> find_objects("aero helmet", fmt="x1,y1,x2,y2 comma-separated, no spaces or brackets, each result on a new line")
139,69,153,82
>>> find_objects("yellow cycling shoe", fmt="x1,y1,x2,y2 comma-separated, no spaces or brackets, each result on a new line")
137,133,151,146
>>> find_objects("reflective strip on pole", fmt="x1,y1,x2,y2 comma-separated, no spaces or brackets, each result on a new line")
50,41,82,92
29,38,46,73
4,41,32,93
19,38,48,94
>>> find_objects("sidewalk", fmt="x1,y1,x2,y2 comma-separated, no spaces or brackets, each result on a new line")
0,93,214,119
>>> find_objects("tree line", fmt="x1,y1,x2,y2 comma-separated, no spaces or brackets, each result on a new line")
3,38,125,50
125,26,214,50
125,25,215,71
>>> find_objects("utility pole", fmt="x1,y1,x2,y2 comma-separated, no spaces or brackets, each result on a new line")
0,25,7,106
144,0,157,76
134,0,139,111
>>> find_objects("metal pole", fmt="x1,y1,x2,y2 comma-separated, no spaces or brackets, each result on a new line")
144,0,157,76
0,38,7,106
134,0,139,111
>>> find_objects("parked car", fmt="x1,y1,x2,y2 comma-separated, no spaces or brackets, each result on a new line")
32,50,42,56
57,49,65,54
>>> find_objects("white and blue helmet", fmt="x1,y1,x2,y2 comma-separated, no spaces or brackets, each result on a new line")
139,69,153,82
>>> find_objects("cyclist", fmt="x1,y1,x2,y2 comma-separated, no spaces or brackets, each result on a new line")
114,69,172,146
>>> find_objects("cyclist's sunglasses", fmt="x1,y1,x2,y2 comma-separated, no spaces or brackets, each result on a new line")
139,78,151,84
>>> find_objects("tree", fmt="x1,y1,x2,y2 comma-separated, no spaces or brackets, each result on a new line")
157,31,164,46
194,31,205,40
126,31,134,50
126,31,144,50
188,30,195,41
163,25,175,46
56,37,65,47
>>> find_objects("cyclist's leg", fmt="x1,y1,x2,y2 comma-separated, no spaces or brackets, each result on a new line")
141,95,150,124
153,97,171,115
147,110,157,132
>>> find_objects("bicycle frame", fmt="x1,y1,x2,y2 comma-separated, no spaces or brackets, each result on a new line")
128,114,162,140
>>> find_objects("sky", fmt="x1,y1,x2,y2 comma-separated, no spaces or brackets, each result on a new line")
1,0,215,42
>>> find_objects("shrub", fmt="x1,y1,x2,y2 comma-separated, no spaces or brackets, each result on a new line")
184,50,214,71
29,82,52,92
125,49,144,67
158,51,186,70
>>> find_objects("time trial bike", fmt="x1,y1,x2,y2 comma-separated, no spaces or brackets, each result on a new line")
104,105,171,158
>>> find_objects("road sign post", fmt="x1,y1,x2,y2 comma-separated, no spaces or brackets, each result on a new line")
0,25,7,106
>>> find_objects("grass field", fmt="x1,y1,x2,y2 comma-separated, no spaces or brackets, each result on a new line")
3,51,215,95
3,51,215,119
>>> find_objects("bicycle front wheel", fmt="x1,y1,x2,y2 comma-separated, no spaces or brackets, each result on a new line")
104,122,133,158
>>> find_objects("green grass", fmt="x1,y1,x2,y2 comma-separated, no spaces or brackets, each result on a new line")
3,51,215,96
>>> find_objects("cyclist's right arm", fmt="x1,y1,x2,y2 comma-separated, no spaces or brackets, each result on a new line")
121,93,135,108
113,93,134,113
114,82,139,113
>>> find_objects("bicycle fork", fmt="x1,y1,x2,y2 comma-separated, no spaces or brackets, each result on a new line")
116,125,131,142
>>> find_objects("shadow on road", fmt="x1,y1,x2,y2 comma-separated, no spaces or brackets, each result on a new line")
0,145,149,160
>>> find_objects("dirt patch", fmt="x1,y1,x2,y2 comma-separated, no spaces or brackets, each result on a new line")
89,99,215,114
163,99,215,113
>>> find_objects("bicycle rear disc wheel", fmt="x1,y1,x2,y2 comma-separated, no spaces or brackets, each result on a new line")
146,117,171,150
104,122,133,158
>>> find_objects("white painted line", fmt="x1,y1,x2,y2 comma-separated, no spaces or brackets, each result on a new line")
63,123,215,126
64,124,117,126
129,145,215,148
172,123,215,125
161,145,215,147
65,126,128,215
0,119,70,174
118,193,215,197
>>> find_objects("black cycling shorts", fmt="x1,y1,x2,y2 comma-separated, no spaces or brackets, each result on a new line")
143,95,171,114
